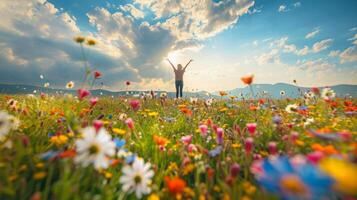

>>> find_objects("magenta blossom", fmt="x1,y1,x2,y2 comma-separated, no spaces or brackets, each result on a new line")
129,99,140,111
246,123,257,136
77,89,90,100
93,120,103,132
216,128,224,145
245,137,254,154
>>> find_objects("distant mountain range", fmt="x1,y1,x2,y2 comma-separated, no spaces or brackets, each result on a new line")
0,83,356,99
213,83,357,98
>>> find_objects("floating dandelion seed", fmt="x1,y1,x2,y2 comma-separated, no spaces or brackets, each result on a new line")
40,75,44,79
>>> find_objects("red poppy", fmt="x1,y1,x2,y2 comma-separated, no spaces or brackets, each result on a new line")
94,71,102,79
126,81,131,86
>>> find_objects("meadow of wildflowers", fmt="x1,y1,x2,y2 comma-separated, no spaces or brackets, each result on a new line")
0,38,356,200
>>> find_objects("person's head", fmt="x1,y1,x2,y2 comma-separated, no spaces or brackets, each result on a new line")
177,64,182,70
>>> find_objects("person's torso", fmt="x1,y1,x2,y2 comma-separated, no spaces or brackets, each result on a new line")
174,69,185,80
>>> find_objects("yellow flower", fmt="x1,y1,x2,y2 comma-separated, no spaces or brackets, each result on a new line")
50,135,68,146
112,128,126,135
35,162,44,168
182,164,195,175
86,39,96,46
295,139,304,146
148,112,159,117
168,162,179,172
148,194,160,200
231,143,241,148
104,172,113,179
319,158,357,195
33,172,47,180
183,187,195,198
219,107,228,112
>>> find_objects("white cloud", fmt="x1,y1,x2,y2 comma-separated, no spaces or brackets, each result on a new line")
350,27,357,32
305,28,320,39
255,49,280,65
339,46,357,64
348,33,357,45
328,50,340,57
297,58,335,72
120,4,145,19
278,5,288,12
296,46,309,56
0,0,255,90
312,39,333,53
294,2,301,8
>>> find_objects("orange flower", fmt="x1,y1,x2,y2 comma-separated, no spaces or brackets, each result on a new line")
180,107,192,116
219,91,228,96
165,176,186,196
311,143,338,155
153,135,169,147
58,149,76,158
241,74,254,85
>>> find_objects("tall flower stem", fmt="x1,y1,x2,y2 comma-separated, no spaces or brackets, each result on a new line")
80,44,90,88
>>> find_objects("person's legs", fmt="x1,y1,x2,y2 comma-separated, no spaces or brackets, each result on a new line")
179,81,183,98
175,81,179,98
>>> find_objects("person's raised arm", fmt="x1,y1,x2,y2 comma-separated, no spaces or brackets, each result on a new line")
167,58,176,71
183,59,193,70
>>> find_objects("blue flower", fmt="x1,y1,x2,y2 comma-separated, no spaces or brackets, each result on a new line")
125,154,136,164
113,138,126,148
39,150,59,160
254,156,334,200
209,146,222,157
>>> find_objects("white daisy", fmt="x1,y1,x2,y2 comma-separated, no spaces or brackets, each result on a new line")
75,127,116,170
321,87,335,100
160,92,167,98
205,98,213,106
285,104,298,113
190,97,198,104
0,111,19,139
119,158,154,198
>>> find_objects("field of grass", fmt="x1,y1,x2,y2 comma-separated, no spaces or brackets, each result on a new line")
0,91,356,200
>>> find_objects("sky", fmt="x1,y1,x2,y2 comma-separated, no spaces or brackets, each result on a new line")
0,0,357,92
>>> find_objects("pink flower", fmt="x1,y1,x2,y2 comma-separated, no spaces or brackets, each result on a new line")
306,151,324,165
268,141,277,155
290,131,299,141
187,144,197,152
199,124,208,137
125,118,134,129
93,120,103,132
181,135,192,145
245,137,254,154
216,128,224,145
77,89,90,100
230,163,240,177
246,123,257,136
90,97,98,107
129,99,140,111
